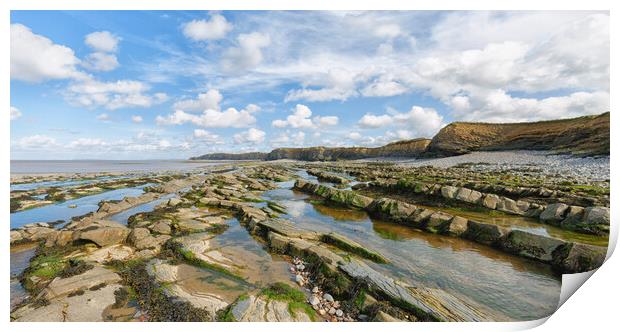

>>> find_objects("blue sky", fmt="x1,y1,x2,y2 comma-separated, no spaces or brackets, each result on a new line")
10,11,609,159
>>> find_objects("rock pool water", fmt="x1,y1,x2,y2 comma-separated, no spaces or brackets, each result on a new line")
10,243,37,310
10,184,151,229
261,180,561,321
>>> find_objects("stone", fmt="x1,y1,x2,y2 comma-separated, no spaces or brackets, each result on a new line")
500,230,565,262
582,207,610,227
323,293,334,302
373,311,403,322
312,286,319,293
295,274,305,285
267,231,290,253
539,203,570,222
424,212,453,233
552,243,607,273
231,295,311,322
443,216,469,237
335,309,343,317
10,230,23,244
128,227,151,244
455,188,473,202
482,194,500,210
73,222,130,247
339,259,487,321
309,296,320,306
321,232,388,263
167,198,183,207
150,221,171,235
165,284,228,317
462,221,509,246
496,197,522,215
465,190,483,204
86,245,134,263
409,208,434,226
367,198,416,223
41,266,122,300
45,230,74,247
440,186,458,199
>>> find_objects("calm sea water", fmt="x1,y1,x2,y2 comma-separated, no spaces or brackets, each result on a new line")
11,160,225,174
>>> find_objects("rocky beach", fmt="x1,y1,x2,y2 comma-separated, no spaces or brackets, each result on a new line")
9,149,610,322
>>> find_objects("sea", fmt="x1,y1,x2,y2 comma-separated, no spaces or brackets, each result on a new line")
10,159,227,174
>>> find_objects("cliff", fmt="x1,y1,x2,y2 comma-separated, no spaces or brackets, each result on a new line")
426,112,610,157
190,112,610,161
190,152,268,161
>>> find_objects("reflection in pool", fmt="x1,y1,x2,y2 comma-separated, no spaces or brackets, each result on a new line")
10,184,151,229
261,182,561,321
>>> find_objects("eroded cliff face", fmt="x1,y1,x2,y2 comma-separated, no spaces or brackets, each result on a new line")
191,112,609,161
190,152,268,161
265,139,431,161
426,112,609,157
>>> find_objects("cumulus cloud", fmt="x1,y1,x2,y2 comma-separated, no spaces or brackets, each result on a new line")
85,31,120,52
313,115,339,126
272,104,314,129
13,135,57,149
82,52,119,71
271,104,339,129
96,113,110,122
11,24,82,82
221,32,271,72
10,106,22,120
233,128,266,144
131,115,143,123
182,14,232,41
358,106,445,138
193,129,223,143
173,89,223,112
64,78,168,110
156,107,256,128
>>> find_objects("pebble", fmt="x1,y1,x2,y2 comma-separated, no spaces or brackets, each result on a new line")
335,309,343,317
328,308,336,315
296,264,305,271
295,274,304,285
312,286,319,293
323,293,334,302
309,296,320,306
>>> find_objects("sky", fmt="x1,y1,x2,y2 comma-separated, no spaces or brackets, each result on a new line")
10,10,609,160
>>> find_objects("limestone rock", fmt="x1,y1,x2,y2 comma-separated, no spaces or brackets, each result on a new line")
539,203,569,223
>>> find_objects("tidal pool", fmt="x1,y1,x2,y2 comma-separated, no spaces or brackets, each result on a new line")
10,184,151,229
261,182,562,321
415,204,609,247
108,193,177,225
10,243,37,310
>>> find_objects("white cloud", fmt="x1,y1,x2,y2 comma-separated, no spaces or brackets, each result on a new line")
347,132,362,140
358,113,393,128
233,128,266,144
131,115,143,123
156,107,256,128
82,52,119,71
361,80,408,97
11,24,82,82
85,31,120,52
64,78,167,110
193,129,221,142
313,115,339,126
13,135,57,149
271,104,314,129
358,106,445,138
96,113,110,122
182,14,232,41
374,24,402,39
173,89,223,112
221,32,271,72
10,106,22,120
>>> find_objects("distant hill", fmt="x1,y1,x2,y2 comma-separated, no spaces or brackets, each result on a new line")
190,112,610,161
190,152,268,161
265,138,431,161
426,112,610,157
